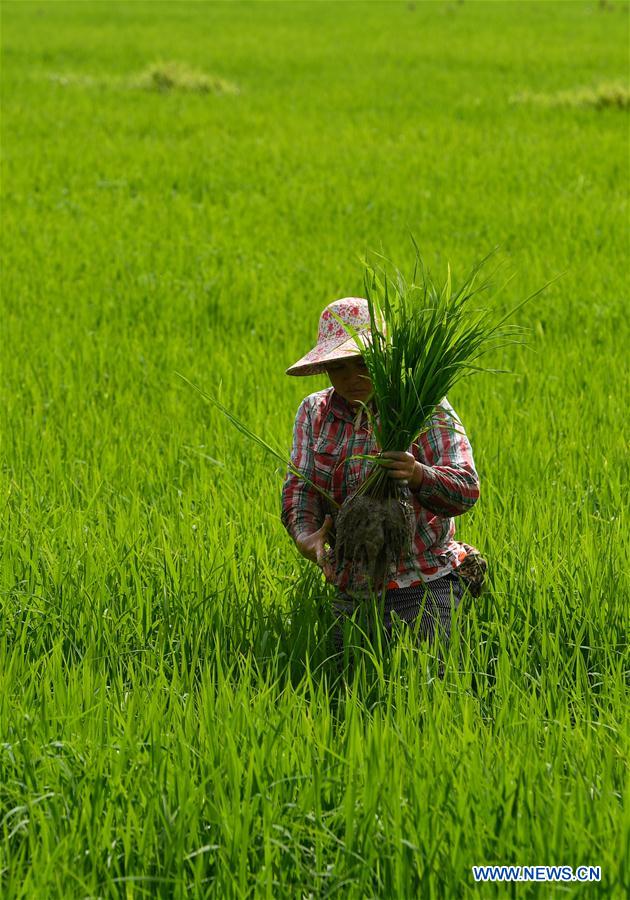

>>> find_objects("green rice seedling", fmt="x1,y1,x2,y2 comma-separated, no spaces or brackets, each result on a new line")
332,247,548,588
176,373,340,511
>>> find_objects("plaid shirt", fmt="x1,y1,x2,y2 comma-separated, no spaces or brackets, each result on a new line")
281,388,480,596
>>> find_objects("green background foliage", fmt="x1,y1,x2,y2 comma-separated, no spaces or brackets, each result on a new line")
1,1,628,896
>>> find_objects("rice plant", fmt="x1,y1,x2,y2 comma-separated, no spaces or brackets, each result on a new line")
1,1,627,896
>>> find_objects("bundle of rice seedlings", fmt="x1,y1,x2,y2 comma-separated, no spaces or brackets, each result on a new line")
332,245,547,589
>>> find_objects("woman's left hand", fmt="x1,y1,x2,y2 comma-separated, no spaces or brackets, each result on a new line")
380,451,422,489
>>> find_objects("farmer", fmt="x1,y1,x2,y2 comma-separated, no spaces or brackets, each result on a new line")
281,298,486,665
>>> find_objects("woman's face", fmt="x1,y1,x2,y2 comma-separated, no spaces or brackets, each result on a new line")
325,356,373,405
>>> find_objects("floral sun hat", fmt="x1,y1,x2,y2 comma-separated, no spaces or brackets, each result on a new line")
286,297,382,377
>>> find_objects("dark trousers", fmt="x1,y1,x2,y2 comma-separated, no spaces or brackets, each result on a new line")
331,573,466,668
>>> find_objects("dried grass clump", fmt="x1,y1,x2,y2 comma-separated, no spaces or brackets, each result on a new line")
511,82,629,110
48,73,99,88
130,61,239,95
47,63,239,96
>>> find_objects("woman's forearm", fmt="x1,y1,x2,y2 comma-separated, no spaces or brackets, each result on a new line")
410,462,480,515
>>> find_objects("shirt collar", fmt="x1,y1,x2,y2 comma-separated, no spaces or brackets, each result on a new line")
326,388,377,427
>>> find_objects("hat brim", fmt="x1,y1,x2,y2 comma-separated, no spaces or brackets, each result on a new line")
286,334,370,377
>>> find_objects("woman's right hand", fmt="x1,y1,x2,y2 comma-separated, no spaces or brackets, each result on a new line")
296,515,335,582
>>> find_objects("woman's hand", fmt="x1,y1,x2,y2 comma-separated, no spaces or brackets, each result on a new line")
295,515,336,582
380,451,424,490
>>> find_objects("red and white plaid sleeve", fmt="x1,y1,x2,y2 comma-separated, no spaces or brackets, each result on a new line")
281,398,325,542
411,399,480,516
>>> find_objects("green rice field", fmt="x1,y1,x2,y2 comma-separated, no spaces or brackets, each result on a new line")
1,1,629,896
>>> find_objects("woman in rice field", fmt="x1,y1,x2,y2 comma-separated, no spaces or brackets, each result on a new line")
281,298,487,667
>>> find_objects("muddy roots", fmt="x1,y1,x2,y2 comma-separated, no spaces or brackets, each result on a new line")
335,489,416,588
